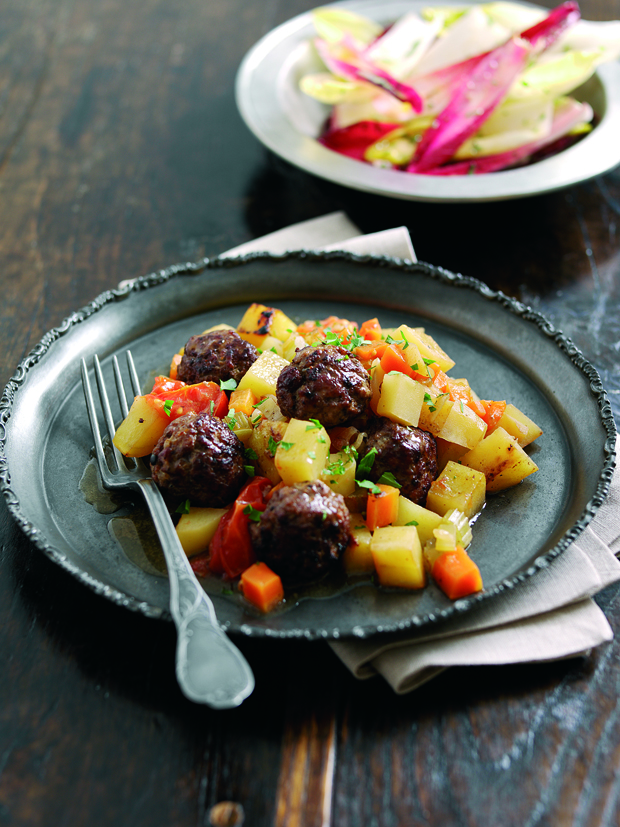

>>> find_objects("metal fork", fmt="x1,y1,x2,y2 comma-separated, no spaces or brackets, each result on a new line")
81,351,255,709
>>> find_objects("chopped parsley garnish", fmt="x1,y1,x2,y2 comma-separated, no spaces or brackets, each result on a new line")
268,436,279,455
405,520,419,527
307,450,316,460
175,499,191,514
305,419,322,431
163,399,173,416
221,588,234,596
357,479,381,495
244,465,255,477
377,472,402,489
244,447,258,461
424,392,436,413
243,504,262,522
423,357,436,365
356,447,377,479
220,377,238,391
326,457,347,476
399,331,410,349
279,441,295,451
209,400,215,415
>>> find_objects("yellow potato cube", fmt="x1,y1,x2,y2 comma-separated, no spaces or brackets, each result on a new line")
435,437,469,472
395,324,455,372
394,497,442,546
496,404,543,447
247,419,288,485
257,335,284,356
460,427,539,492
237,303,296,347
175,507,229,557
437,401,487,449
321,451,356,496
343,520,374,574
113,396,166,458
281,332,308,362
377,372,426,427
417,391,452,434
275,418,330,485
369,360,385,413
237,350,289,397
370,526,425,589
426,461,486,518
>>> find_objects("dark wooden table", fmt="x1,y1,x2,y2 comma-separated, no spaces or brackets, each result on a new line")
1,1,619,824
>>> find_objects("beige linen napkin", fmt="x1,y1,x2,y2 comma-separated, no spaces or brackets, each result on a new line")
225,212,619,693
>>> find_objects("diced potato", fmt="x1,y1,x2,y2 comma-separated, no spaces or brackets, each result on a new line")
377,372,426,427
275,418,330,485
247,419,288,484
321,451,356,496
237,303,296,347
370,526,425,589
435,436,469,472
426,461,486,518
225,410,253,447
369,360,385,413
417,390,452,434
113,395,166,458
496,404,543,447
257,335,283,356
343,519,374,574
460,427,539,492
437,401,487,450
281,333,308,362
394,497,442,546
249,394,287,425
237,350,289,397
395,324,455,373
176,507,228,557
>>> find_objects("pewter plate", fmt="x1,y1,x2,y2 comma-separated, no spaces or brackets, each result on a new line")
235,0,620,203
0,253,616,638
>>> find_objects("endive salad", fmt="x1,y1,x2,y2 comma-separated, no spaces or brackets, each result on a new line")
300,1,620,174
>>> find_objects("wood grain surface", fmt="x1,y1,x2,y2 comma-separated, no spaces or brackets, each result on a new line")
1,1,620,825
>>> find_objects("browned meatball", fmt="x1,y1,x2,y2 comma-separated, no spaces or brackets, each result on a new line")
177,329,258,386
249,480,351,584
276,345,371,428
360,418,437,505
150,411,245,506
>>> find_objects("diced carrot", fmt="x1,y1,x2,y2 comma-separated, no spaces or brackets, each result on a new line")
169,353,183,380
430,366,450,391
366,484,400,531
379,344,414,378
446,379,486,419
229,387,257,416
480,400,507,432
431,546,483,600
240,562,285,613
354,341,389,362
359,318,383,341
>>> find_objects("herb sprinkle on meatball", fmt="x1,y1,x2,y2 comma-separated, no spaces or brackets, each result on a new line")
249,480,351,584
276,344,371,429
150,410,246,506
177,329,258,386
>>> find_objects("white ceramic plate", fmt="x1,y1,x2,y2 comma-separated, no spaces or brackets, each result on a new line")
235,0,620,203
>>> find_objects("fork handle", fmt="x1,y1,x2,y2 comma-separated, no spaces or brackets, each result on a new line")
137,479,255,709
